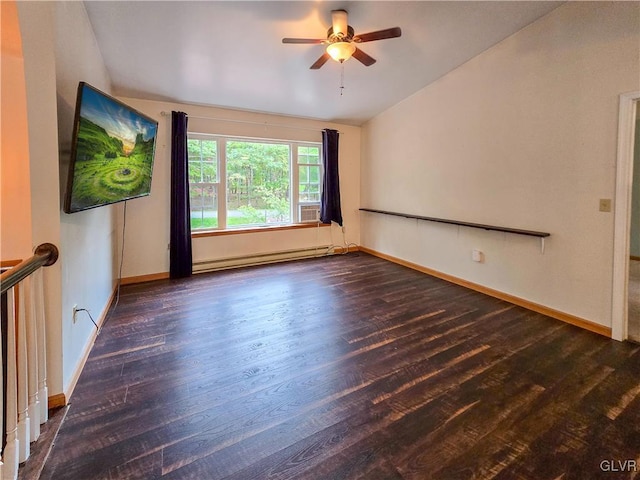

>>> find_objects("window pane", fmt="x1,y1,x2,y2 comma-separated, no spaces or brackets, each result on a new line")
309,165,320,183
187,138,201,158
189,184,218,229
298,145,320,164
226,141,290,227
187,139,217,181
202,161,216,182
299,163,321,203
189,161,202,183
300,166,308,183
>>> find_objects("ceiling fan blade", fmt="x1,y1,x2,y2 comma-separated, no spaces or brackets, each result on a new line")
354,27,402,43
282,38,325,44
352,47,376,67
310,52,331,70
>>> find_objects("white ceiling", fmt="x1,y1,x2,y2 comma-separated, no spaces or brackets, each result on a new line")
84,1,563,126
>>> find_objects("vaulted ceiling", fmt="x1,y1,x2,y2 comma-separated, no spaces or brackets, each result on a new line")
84,1,563,126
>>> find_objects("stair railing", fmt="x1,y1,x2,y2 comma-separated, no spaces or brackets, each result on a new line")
0,243,58,480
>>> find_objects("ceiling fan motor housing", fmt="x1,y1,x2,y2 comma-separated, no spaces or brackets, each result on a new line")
327,25,355,43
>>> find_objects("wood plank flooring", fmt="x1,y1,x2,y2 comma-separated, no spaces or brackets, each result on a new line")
40,253,640,479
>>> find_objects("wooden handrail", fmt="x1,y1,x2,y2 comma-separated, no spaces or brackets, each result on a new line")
0,243,59,295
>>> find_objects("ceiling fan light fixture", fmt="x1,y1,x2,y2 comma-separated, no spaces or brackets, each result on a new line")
326,42,356,63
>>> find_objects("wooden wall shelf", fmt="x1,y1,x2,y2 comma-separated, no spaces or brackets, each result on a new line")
359,208,550,252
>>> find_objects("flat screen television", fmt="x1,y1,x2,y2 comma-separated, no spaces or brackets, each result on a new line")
63,82,158,213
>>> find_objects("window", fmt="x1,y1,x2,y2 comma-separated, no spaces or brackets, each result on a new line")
188,137,219,229
226,140,291,226
188,135,322,230
298,145,321,203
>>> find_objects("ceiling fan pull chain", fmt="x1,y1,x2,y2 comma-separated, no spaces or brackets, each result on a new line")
340,64,345,96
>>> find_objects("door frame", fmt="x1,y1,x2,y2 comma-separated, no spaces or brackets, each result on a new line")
612,91,639,341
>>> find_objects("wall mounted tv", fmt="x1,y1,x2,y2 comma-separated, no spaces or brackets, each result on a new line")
63,82,158,213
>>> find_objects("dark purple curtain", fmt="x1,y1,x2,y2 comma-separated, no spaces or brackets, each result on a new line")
170,111,192,278
320,129,343,226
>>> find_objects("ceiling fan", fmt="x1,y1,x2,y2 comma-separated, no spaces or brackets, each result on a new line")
282,9,401,69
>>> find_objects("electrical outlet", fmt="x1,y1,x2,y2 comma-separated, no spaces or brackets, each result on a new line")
72,304,78,323
472,249,484,263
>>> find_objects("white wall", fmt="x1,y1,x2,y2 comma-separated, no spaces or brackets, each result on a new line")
361,2,640,329
117,98,361,279
55,1,117,394
18,1,64,395
18,1,117,396
1,0,33,261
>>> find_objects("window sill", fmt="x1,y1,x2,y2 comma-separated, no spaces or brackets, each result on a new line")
192,222,330,238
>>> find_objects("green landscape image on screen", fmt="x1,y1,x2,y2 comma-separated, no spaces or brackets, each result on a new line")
68,84,157,211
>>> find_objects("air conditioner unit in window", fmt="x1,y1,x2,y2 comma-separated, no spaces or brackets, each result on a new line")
299,203,321,223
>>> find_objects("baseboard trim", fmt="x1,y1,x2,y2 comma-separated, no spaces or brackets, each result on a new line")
194,245,338,273
631,255,640,261
47,393,66,410
121,272,170,285
360,246,611,338
121,247,361,285
333,245,360,254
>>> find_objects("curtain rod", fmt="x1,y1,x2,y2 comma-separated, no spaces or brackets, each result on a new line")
159,111,343,134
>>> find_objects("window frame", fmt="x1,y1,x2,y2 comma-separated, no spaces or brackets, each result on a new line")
187,133,323,232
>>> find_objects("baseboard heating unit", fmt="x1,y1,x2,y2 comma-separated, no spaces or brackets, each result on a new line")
193,245,334,273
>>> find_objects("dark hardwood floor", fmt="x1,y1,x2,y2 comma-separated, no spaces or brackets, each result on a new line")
40,253,640,479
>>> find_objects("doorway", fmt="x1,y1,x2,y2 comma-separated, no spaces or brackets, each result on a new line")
630,259,640,341
612,92,640,341
628,105,640,342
